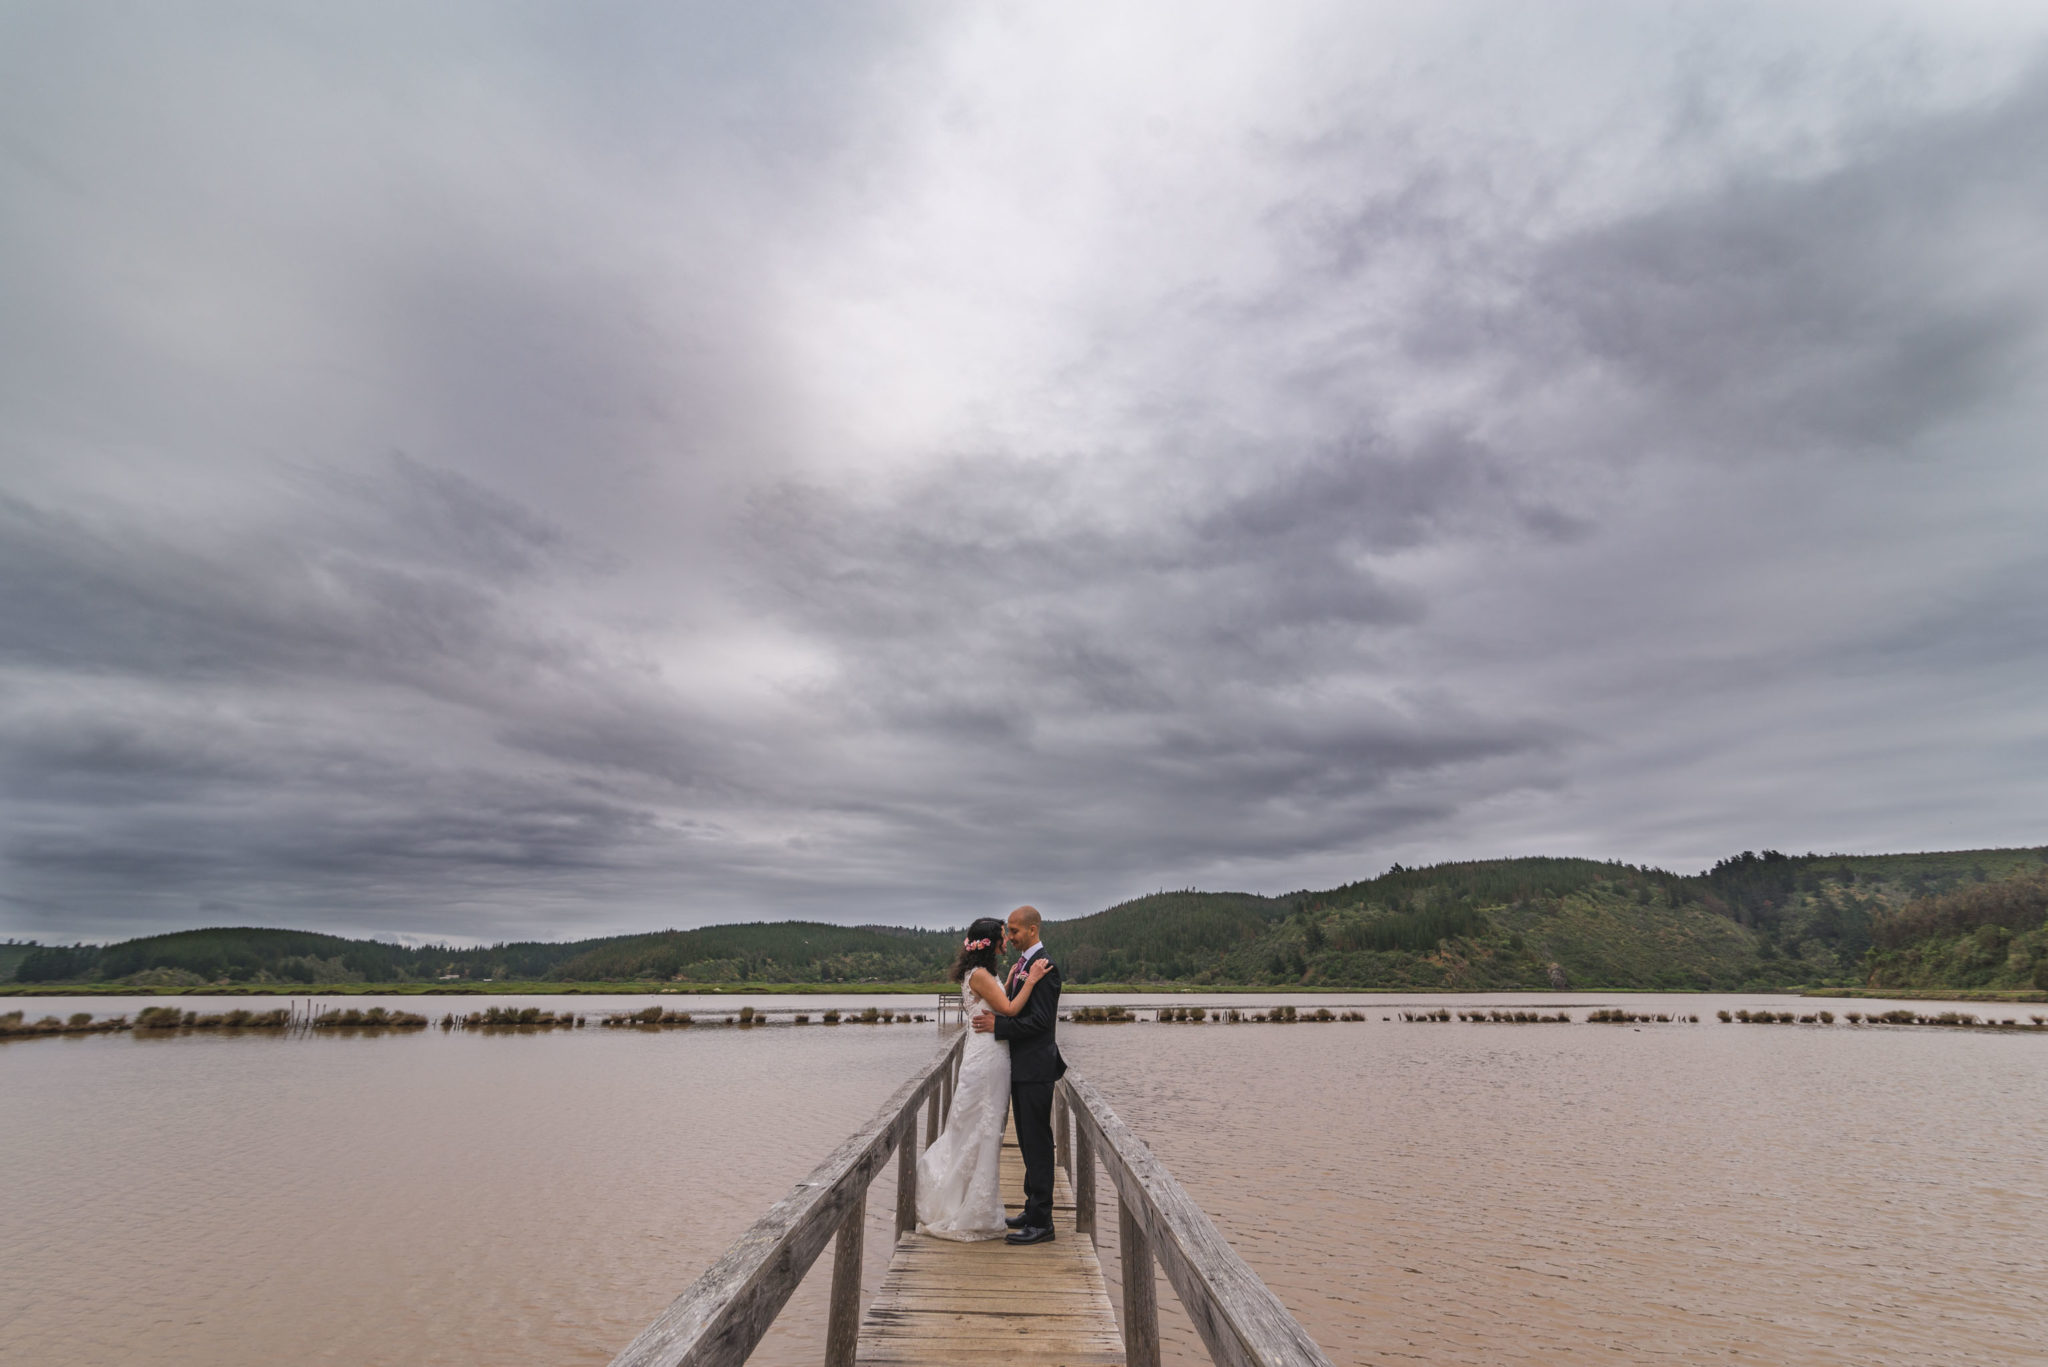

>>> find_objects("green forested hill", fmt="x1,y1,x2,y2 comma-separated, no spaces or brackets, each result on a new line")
1861,869,2048,992
10,846,2046,992
545,922,956,984
1694,846,2048,986
8,925,593,987
5,922,954,988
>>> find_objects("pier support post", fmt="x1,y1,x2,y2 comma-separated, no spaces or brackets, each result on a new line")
826,1193,866,1367
1055,1088,1071,1175
1074,1120,1096,1237
896,1113,918,1236
1117,1196,1161,1367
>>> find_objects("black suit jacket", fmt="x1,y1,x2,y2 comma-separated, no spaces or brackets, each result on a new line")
993,954,1067,1083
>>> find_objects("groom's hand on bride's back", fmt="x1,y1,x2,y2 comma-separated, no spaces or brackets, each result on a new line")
971,1010,995,1033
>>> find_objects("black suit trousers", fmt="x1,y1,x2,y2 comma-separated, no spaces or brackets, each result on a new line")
1010,1079,1056,1228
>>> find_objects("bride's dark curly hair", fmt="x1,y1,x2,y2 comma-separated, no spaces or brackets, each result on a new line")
948,916,1007,984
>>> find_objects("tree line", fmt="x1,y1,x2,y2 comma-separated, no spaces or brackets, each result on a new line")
12,846,2047,991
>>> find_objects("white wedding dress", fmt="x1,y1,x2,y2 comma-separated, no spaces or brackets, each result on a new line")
915,982,1011,1241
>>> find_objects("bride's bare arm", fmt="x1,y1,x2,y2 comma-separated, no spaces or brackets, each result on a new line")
970,959,1051,1017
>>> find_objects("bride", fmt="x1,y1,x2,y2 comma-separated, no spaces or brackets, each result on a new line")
915,916,1052,1241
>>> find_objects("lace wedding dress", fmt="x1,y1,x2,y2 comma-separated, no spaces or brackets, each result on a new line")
915,982,1010,1240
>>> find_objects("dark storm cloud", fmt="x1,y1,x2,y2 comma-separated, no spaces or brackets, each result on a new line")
0,474,569,693
3,5,2045,942
1527,75,2048,459
716,49,2048,901
0,459,687,934
734,426,1577,900
1270,57,2048,469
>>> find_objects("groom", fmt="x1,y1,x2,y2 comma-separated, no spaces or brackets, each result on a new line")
971,904,1066,1245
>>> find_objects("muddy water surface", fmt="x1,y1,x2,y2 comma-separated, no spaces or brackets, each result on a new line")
4,991,2044,1366
1077,996,2048,1366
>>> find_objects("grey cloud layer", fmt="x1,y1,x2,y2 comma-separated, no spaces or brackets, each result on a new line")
3,5,2045,940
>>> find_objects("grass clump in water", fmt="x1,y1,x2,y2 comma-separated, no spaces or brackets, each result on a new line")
133,1006,292,1030
454,1007,581,1029
1,1009,132,1038
603,1007,691,1027
312,1007,427,1029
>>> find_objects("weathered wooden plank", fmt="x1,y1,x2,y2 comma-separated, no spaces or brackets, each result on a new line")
856,1131,1124,1367
825,1195,865,1367
1074,1119,1096,1235
1055,1086,1071,1175
865,1353,1118,1362
864,1315,1123,1334
894,1112,917,1236
1059,1075,1334,1367
1118,1189,1161,1367
605,1036,961,1367
872,1287,1114,1311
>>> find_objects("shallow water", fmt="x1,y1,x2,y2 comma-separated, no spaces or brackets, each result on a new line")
1078,994,2048,1367
4,991,2044,1366
0,1016,940,1367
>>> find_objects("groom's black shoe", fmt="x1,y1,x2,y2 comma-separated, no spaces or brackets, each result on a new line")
1004,1214,1028,1229
1005,1224,1054,1245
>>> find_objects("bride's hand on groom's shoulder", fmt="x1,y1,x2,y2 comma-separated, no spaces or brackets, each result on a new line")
1026,958,1051,982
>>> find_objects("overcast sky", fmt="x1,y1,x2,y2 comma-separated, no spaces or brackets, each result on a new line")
4,2,2046,944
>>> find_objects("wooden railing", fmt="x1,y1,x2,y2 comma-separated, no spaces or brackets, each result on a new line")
608,1034,1332,1367
1055,1074,1336,1367
607,1032,965,1367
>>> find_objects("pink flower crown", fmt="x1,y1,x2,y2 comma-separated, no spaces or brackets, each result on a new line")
962,937,993,950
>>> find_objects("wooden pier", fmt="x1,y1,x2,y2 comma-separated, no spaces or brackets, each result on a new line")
855,1115,1122,1367
607,1032,1332,1367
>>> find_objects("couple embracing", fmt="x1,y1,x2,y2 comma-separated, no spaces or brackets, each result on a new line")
915,905,1065,1245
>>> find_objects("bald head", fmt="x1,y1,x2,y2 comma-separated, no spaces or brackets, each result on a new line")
1005,905,1042,951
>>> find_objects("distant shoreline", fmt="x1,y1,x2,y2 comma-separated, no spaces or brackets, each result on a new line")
1799,986,2048,1003
0,980,956,997
7,980,2040,1003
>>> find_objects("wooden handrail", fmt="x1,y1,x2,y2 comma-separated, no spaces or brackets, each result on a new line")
607,1035,1331,1367
607,1033,965,1367
1058,1073,1335,1367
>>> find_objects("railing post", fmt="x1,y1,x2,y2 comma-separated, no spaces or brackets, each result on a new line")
1074,1116,1096,1237
940,1063,954,1128
895,1112,918,1236
1055,1087,1071,1175
925,1085,940,1148
825,1192,865,1367
1118,1192,1161,1367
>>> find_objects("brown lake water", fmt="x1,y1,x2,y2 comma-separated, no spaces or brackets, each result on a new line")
4,991,2045,1366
